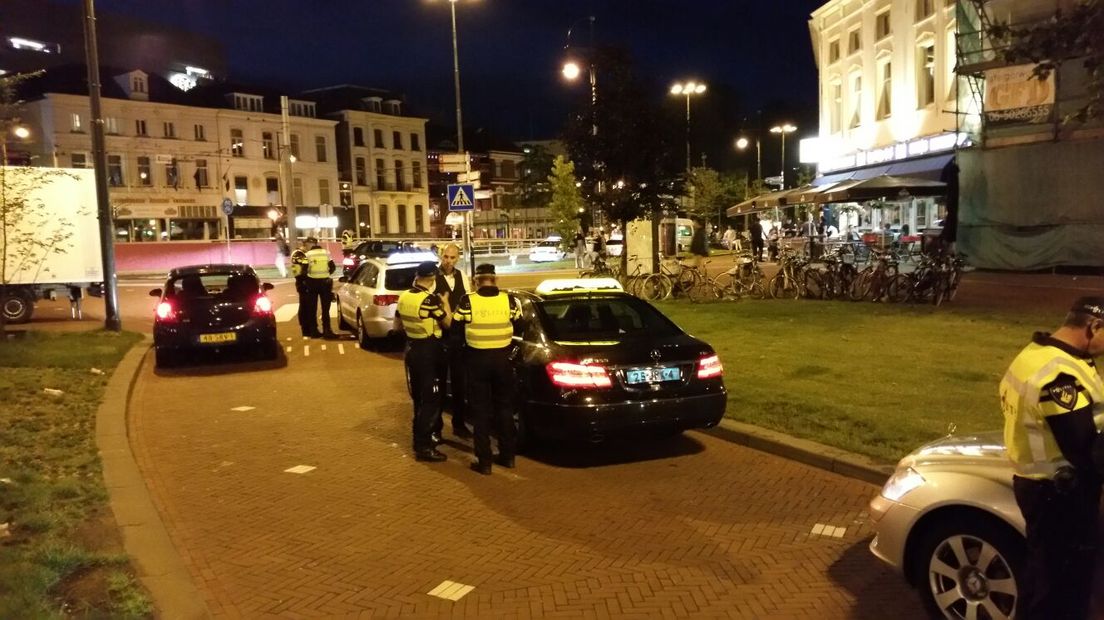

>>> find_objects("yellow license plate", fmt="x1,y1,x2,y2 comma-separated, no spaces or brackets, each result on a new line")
198,332,237,344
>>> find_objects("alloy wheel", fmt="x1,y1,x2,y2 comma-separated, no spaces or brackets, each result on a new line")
927,534,1017,620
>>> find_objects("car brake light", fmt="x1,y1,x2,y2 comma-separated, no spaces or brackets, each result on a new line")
343,257,356,266
697,354,723,379
253,295,273,315
155,300,176,322
546,361,613,389
373,294,399,306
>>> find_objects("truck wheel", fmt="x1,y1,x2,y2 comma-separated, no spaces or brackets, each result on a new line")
2,291,34,324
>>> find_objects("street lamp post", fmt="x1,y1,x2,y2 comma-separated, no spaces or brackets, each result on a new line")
561,16,597,138
769,124,797,189
670,81,707,173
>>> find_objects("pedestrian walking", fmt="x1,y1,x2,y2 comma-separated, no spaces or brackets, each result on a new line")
290,241,312,338
452,263,523,475
722,226,737,251
574,229,586,269
999,297,1104,620
274,233,290,278
749,216,764,262
302,237,336,339
396,261,451,463
434,243,472,440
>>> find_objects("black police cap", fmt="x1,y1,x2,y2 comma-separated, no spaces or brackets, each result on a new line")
415,261,439,278
475,263,496,276
1070,297,1104,318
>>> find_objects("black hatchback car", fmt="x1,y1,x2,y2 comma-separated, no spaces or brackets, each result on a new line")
509,280,727,446
150,264,278,367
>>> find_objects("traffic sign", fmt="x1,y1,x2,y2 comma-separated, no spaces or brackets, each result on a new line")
764,176,784,187
447,183,475,212
221,198,234,215
439,152,469,174
457,170,480,183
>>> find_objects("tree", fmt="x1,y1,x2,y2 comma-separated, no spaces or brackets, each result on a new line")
508,144,554,209
546,156,584,244
1,73,75,335
685,167,748,225
982,0,1104,121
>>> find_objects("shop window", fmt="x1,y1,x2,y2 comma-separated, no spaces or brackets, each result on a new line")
167,219,218,241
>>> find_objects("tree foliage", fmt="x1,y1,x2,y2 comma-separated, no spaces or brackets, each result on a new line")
685,167,748,223
546,156,584,244
985,0,1104,121
508,144,554,209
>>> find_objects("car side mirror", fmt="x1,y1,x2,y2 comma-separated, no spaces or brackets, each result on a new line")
338,276,348,283
149,288,162,297
262,282,275,291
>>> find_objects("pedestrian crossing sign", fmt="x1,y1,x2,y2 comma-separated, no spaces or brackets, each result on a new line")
447,183,475,212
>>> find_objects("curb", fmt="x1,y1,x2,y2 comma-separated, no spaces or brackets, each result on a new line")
705,419,896,486
95,339,210,620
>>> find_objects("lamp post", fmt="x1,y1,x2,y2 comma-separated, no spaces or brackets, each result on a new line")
734,135,761,195
1,123,30,166
670,81,707,173
769,123,797,189
561,16,597,137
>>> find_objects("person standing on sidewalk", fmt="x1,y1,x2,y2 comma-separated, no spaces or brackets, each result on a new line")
452,263,522,475
434,243,472,439
290,240,313,338
999,297,1104,620
749,216,764,262
303,237,336,339
396,262,451,463
275,234,290,278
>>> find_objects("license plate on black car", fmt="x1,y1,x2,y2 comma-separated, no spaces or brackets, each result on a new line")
625,367,681,384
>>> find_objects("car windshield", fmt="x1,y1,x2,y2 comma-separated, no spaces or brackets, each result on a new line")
537,296,681,341
384,266,419,291
167,272,257,302
537,241,559,248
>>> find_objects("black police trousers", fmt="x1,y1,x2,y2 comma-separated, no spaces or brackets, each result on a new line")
434,330,468,434
1012,474,1101,620
465,347,515,464
295,277,312,336
406,338,442,453
301,277,333,335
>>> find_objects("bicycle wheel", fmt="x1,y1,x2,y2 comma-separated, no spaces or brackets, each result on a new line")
886,274,911,303
768,273,796,300
946,269,962,301
803,270,824,300
689,279,721,303
746,280,765,300
640,274,672,301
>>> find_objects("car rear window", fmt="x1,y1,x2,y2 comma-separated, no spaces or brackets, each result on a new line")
384,266,418,291
536,296,681,341
537,240,560,248
168,272,258,302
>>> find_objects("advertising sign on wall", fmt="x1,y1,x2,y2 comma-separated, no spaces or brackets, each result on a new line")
984,64,1056,125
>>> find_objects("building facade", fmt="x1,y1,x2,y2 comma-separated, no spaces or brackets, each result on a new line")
809,0,962,232
20,68,339,242
309,86,431,238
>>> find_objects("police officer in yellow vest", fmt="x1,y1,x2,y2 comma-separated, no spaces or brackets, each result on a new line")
396,261,451,462
999,297,1104,619
452,263,522,475
290,240,312,338
302,237,336,339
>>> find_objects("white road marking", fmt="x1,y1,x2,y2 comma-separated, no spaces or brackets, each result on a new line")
284,465,316,474
285,346,292,353
230,406,255,412
810,523,847,538
321,344,327,351
338,343,345,355
428,580,474,601
303,345,310,357
274,303,299,323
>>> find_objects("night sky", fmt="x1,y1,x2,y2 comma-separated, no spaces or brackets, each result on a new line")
67,0,824,168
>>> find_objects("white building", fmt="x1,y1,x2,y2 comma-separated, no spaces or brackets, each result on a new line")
308,86,430,238
20,68,339,242
808,0,962,233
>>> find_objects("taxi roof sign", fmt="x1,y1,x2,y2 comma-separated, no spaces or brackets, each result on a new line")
535,278,624,295
386,251,438,265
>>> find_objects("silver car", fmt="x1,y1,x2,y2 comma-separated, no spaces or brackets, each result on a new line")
869,431,1025,619
335,252,438,348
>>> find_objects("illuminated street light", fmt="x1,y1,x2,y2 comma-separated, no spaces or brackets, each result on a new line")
670,80,707,172
12,125,30,140
769,124,797,189
735,137,748,150
562,60,581,81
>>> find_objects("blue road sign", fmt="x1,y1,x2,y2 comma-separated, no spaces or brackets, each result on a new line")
221,198,234,216
447,183,475,212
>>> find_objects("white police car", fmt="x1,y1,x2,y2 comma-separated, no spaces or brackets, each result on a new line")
335,251,439,348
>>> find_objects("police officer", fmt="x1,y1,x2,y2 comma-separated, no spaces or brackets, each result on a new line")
999,297,1104,619
433,243,472,439
302,236,336,339
290,240,312,338
396,261,451,462
452,263,522,475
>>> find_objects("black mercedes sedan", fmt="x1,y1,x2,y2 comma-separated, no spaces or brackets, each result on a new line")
150,264,278,367
510,279,727,447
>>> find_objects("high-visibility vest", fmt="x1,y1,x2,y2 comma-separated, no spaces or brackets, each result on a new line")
290,250,307,278
397,288,441,340
465,293,513,349
305,247,331,279
999,342,1104,479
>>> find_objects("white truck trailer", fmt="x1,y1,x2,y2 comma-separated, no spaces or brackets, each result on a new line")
0,167,103,323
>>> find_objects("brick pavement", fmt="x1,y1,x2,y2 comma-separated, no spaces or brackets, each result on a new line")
128,324,926,619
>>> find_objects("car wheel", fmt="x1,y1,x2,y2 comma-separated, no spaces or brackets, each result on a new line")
154,347,175,368
912,514,1024,620
356,312,371,350
1,290,34,324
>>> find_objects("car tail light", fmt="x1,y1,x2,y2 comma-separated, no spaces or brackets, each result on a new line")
155,300,176,322
253,295,273,315
546,361,613,389
373,294,399,306
343,257,356,267
697,354,723,379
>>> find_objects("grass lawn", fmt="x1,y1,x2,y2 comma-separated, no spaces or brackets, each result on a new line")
0,329,150,617
657,299,1054,463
